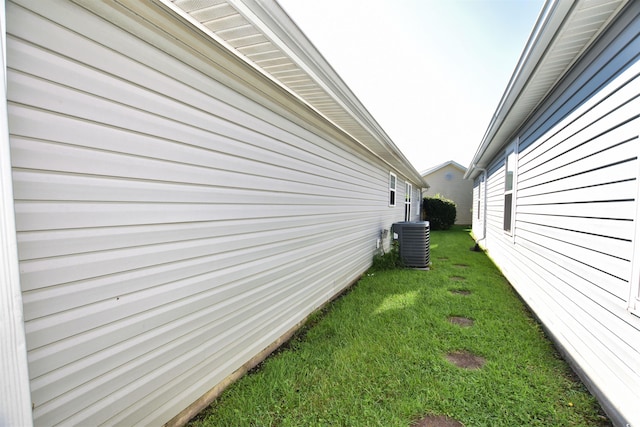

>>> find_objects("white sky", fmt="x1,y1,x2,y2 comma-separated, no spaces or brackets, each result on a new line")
277,0,545,173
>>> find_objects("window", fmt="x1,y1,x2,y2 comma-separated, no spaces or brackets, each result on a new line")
389,172,396,206
504,148,516,233
404,182,412,221
477,176,483,220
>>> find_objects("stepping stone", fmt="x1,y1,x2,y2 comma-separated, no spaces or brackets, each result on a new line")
450,289,471,295
449,276,465,281
448,316,474,327
445,351,486,370
453,263,469,268
412,414,464,427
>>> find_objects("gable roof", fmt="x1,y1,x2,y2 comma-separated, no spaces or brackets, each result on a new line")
465,0,629,180
420,160,467,177
155,0,427,187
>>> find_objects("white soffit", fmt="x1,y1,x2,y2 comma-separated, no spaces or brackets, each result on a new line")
466,0,628,179
164,0,424,184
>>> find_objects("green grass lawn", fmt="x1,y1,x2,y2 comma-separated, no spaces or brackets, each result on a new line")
189,226,610,426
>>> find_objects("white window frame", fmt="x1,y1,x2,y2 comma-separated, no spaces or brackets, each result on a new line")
389,172,397,207
477,176,482,220
404,182,412,221
414,188,421,216
503,140,518,237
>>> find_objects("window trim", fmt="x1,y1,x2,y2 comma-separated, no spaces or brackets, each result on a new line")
404,182,412,221
503,139,518,236
389,172,397,207
477,175,483,220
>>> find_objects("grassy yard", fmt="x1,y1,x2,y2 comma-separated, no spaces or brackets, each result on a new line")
189,226,609,426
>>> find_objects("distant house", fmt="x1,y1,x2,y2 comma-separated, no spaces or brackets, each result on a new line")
421,161,473,225
0,1,426,425
465,0,639,425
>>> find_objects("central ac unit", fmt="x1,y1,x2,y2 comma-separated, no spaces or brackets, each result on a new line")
392,221,430,269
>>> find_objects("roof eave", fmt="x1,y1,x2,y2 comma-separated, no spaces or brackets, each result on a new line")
161,0,427,187
464,0,628,181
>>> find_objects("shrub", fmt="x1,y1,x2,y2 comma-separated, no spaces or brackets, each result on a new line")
423,195,456,230
370,241,404,271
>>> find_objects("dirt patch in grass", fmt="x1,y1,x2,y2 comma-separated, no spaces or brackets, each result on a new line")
449,289,471,295
448,316,474,327
446,351,486,369
412,414,464,427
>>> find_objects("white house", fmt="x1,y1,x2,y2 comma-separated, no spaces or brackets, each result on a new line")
0,0,426,425
421,160,473,225
465,1,639,425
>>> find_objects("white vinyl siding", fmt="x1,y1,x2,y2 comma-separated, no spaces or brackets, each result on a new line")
0,0,32,420
7,1,418,425
478,5,640,424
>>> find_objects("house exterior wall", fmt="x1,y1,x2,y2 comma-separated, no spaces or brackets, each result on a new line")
423,163,473,224
0,0,32,423
5,0,421,425
472,4,640,424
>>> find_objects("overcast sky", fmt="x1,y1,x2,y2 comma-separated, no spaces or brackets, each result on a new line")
277,0,545,173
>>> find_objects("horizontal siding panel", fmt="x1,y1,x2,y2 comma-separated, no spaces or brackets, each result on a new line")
32,240,369,425
517,199,635,219
16,212,383,260
517,175,637,205
501,242,640,402
516,218,633,259
12,170,379,206
14,201,379,231
515,212,634,241
21,219,368,290
24,225,374,347
517,121,639,190
9,117,377,198
518,65,640,173
509,240,640,369
7,55,379,189
517,157,637,197
21,218,378,314
28,239,371,417
513,230,632,288
8,15,382,184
